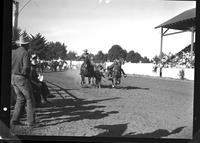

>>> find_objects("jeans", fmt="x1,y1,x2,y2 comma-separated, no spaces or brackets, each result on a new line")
31,82,42,105
11,75,35,125
41,82,49,100
31,81,48,104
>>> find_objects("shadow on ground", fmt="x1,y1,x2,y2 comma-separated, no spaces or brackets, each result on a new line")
36,97,119,127
45,80,80,100
35,81,120,127
94,124,185,138
100,84,149,90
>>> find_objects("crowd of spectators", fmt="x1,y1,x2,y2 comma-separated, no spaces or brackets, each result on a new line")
153,51,195,70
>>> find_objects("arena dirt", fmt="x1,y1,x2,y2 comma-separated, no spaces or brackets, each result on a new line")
10,69,194,139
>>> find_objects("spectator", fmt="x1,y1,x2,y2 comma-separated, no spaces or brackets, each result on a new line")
29,54,50,107
11,36,36,127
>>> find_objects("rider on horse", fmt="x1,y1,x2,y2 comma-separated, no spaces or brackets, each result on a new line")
80,49,92,74
107,58,126,78
81,49,90,62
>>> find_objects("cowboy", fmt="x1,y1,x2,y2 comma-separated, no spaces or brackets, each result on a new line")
80,49,90,63
80,49,91,71
107,58,126,78
107,59,119,78
11,36,36,127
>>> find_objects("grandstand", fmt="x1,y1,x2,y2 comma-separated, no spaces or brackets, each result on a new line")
162,43,195,68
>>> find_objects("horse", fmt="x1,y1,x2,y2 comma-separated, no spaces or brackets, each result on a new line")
80,59,95,86
107,60,127,88
93,64,105,88
50,61,59,72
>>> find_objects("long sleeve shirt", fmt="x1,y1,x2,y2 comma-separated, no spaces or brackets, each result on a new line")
79,53,90,61
12,47,30,77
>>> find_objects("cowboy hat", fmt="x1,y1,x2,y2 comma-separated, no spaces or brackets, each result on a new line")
15,36,29,45
83,49,88,52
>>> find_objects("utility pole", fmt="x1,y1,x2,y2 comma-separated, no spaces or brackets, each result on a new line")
190,27,195,63
13,0,19,41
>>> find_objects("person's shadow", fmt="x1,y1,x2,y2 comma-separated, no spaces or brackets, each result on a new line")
94,123,186,138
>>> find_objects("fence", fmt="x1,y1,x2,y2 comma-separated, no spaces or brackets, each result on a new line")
106,62,194,80
66,61,194,80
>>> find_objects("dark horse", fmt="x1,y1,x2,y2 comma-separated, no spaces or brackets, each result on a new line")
80,59,95,86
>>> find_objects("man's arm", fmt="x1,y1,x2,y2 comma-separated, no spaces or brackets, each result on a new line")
121,68,127,77
22,52,30,77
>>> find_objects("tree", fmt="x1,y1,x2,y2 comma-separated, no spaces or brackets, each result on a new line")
29,33,48,59
120,49,127,60
94,50,107,63
21,30,31,42
126,50,135,62
108,45,127,62
152,55,160,64
142,56,150,63
47,41,67,60
66,51,77,60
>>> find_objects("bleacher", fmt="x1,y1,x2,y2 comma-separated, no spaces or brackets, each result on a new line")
159,43,195,69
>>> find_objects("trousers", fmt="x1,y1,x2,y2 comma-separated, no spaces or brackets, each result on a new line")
11,74,35,125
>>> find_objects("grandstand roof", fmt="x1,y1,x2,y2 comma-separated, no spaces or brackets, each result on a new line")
155,8,196,30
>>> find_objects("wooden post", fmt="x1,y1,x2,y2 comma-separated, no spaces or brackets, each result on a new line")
190,27,195,63
13,0,19,41
160,27,163,58
159,27,163,77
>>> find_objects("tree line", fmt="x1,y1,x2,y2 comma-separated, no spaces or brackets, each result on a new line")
13,29,151,63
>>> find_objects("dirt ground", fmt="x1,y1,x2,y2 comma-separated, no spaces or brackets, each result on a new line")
10,69,194,139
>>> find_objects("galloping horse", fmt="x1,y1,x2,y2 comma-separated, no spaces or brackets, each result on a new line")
80,59,95,85
107,59,126,88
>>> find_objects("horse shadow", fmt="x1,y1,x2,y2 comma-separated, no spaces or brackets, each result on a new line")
100,84,149,90
94,123,186,138
116,86,149,90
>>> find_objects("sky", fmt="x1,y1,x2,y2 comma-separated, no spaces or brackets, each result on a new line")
14,0,196,59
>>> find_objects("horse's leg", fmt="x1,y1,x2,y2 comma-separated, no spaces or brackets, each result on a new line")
118,78,121,85
81,75,85,85
112,77,117,88
88,77,91,85
110,78,115,88
97,78,101,88
94,77,96,87
91,77,94,86
115,78,118,87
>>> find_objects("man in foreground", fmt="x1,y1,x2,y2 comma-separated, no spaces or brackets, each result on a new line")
11,36,36,127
